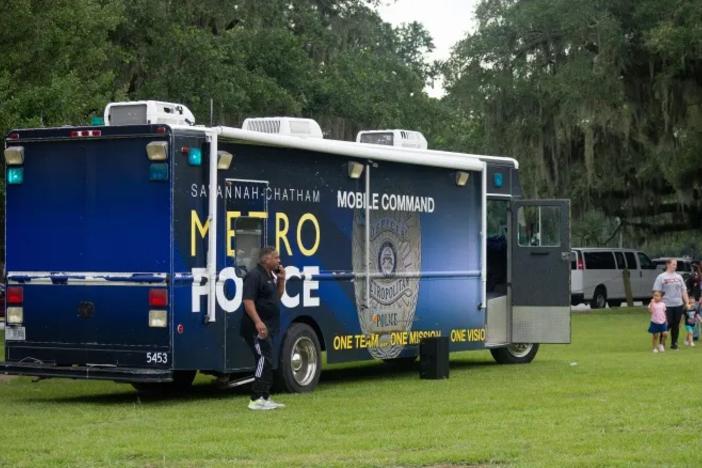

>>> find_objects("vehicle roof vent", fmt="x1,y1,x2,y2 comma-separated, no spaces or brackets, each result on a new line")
242,117,323,139
104,100,195,126
356,129,427,149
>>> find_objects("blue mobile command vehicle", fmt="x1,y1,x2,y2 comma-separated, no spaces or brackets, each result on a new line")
2,100,571,393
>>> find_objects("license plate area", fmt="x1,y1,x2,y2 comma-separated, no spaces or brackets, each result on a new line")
5,326,26,341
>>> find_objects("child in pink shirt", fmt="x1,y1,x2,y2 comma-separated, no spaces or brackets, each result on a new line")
648,290,668,352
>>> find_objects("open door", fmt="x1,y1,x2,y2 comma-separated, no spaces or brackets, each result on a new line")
511,199,571,343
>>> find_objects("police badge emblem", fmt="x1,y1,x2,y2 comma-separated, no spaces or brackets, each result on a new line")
353,209,421,359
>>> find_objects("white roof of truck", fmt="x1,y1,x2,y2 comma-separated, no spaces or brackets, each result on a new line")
174,124,518,172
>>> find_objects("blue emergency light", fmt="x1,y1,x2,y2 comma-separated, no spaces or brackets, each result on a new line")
188,147,202,166
494,172,504,188
149,163,169,181
7,167,24,185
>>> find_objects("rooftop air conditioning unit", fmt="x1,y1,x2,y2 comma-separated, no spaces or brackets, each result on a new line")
242,117,323,139
104,100,195,126
356,129,428,150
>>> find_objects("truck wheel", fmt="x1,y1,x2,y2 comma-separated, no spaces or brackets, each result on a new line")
591,287,607,309
490,343,539,364
278,323,321,393
131,371,196,395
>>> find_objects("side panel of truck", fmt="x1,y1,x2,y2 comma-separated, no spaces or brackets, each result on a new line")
172,140,485,369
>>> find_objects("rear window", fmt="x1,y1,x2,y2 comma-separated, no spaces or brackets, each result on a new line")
584,252,616,269
571,250,581,269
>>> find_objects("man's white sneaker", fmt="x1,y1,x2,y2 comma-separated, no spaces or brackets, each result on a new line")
248,397,274,411
653,348,659,353
658,344,665,352
684,341,690,346
265,398,286,408
691,341,695,347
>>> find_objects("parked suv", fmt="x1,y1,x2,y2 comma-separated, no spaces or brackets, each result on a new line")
652,257,695,282
571,248,659,308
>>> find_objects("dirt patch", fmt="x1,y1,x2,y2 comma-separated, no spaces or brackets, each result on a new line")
0,374,16,383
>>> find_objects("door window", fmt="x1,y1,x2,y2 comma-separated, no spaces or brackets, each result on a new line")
614,252,625,270
624,252,637,269
232,217,264,275
637,252,656,270
517,206,561,247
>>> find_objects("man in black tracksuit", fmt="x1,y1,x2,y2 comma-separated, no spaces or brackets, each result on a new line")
242,247,286,410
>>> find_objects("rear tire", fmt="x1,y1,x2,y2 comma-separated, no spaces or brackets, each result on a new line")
591,287,607,309
490,343,539,364
277,323,322,393
131,371,196,395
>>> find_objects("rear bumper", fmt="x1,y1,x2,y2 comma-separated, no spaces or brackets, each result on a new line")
0,361,173,383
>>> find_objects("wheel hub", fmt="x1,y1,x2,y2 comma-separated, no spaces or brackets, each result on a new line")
507,343,533,358
290,336,318,386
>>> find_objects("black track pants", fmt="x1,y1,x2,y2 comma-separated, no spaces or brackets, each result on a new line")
251,335,273,400
666,305,684,346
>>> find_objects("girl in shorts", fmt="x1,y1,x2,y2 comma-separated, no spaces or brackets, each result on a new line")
683,298,701,347
648,290,667,353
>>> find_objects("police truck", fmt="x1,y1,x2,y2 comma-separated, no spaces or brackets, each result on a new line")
2,100,571,393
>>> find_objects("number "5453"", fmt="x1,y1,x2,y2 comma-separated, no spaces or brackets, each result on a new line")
146,352,168,364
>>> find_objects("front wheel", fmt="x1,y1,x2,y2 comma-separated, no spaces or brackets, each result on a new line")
490,343,539,364
277,323,322,393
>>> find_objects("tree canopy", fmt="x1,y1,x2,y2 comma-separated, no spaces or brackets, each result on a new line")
443,0,702,252
0,0,442,141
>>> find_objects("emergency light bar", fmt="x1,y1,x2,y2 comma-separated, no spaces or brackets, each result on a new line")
104,100,195,126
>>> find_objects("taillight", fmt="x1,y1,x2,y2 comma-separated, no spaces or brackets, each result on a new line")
577,258,584,270
6,132,20,141
7,286,24,305
148,288,168,308
6,286,24,324
148,289,168,328
69,129,102,138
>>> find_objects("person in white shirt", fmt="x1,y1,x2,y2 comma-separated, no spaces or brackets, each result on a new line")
653,259,689,350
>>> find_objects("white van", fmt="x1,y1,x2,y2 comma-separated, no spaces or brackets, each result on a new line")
571,248,658,308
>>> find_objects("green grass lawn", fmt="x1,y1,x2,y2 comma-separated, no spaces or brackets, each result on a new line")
1,309,701,467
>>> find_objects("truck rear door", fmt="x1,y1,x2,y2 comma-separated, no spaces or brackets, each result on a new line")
4,126,171,368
